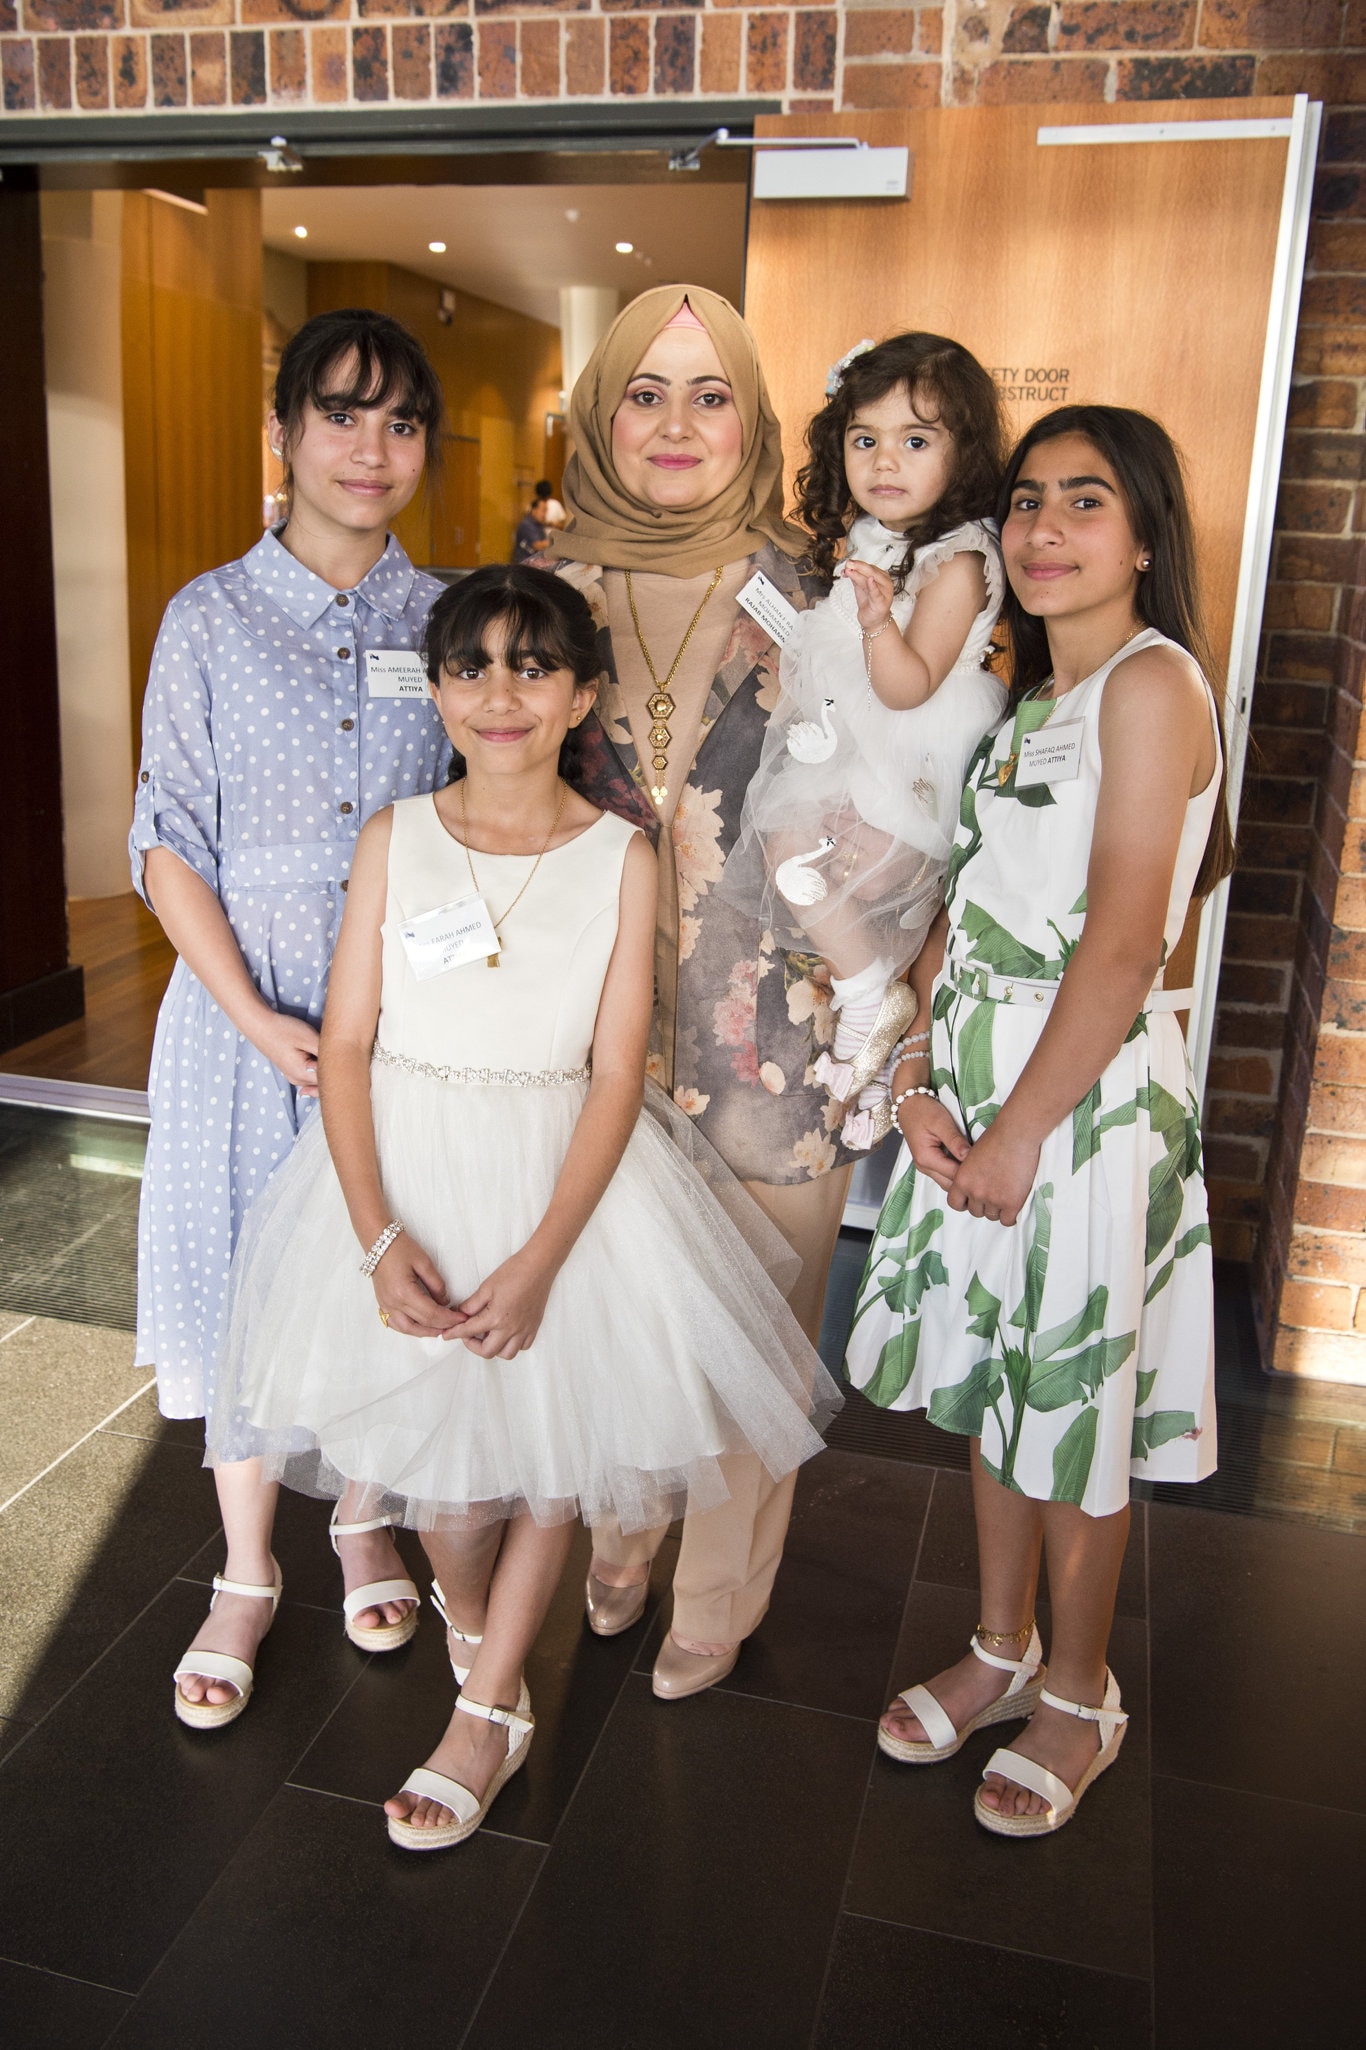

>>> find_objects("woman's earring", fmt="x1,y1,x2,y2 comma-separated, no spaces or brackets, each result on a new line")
269,444,284,459
1139,556,1152,570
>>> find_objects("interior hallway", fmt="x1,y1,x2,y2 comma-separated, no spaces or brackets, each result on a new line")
0,1102,1361,2048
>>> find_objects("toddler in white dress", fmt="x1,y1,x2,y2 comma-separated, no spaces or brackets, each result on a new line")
722,333,1008,1146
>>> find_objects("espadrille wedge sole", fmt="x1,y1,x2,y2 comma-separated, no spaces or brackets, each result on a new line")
331,1511,420,1651
387,1692,534,1852
173,1563,282,1730
974,1669,1128,1837
878,1627,1046,1764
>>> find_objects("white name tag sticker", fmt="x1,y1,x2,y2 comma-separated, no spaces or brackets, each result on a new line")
366,650,430,700
1016,722,1085,788
397,896,499,979
737,570,800,650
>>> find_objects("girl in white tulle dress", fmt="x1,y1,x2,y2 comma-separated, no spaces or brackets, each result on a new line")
722,333,1008,1147
208,564,838,1852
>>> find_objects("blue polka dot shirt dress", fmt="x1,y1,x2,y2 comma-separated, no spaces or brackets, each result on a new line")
129,530,452,1420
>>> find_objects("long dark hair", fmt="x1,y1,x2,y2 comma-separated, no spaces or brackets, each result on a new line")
997,404,1233,897
795,331,1006,585
422,564,602,782
273,308,446,475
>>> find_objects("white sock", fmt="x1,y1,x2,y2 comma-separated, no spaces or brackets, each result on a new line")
830,957,893,1062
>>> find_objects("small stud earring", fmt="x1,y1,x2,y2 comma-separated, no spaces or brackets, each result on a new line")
269,444,284,459
1139,557,1151,570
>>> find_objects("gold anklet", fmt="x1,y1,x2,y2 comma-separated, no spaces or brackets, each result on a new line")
975,1619,1033,1648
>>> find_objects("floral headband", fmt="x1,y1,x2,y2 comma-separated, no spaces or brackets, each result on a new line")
825,338,876,398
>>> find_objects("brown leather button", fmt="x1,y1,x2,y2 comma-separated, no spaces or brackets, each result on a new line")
337,647,352,661
340,718,354,732
139,770,149,783
335,593,350,607
339,801,354,814
340,879,349,892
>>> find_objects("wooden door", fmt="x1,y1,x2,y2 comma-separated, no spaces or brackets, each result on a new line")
743,98,1314,1084
430,434,481,568
121,189,263,750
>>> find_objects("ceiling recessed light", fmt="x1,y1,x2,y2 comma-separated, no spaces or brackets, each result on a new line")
615,241,634,255
293,224,307,239
428,240,446,254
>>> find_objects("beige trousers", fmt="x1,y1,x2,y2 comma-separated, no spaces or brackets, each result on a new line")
591,1163,853,1644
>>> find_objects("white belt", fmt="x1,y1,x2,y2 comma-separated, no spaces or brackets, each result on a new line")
943,959,1192,1013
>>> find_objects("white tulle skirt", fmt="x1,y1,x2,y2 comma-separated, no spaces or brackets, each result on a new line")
720,585,1006,977
207,1064,841,1532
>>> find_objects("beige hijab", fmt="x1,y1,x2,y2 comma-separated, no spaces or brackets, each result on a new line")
551,285,805,578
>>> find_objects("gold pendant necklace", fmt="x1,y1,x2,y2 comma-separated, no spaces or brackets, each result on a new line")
459,777,569,966
624,565,725,808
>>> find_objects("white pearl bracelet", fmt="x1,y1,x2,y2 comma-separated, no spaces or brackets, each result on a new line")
360,1218,403,1277
892,1029,930,1065
891,1084,938,1116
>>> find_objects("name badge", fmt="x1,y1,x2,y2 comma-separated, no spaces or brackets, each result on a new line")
366,650,429,700
397,896,500,979
737,570,800,650
1015,722,1085,789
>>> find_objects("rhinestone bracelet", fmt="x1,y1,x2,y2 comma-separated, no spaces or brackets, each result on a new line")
360,1219,404,1277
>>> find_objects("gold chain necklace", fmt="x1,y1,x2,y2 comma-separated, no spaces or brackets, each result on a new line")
458,777,568,967
624,565,725,809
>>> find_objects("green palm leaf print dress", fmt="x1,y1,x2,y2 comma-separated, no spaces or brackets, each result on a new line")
845,629,1219,1517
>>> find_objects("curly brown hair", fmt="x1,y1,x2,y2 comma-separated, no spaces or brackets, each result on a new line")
794,332,1006,586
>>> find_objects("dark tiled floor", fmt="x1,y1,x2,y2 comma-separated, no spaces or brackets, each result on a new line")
1,1107,1363,2046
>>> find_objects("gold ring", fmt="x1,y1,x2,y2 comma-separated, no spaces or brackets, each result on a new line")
378,1308,391,1327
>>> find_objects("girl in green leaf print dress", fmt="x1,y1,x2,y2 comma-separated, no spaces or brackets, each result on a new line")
845,407,1230,1839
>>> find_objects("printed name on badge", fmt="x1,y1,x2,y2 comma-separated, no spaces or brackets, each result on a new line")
398,896,501,979
366,650,430,700
1015,722,1085,789
737,571,800,650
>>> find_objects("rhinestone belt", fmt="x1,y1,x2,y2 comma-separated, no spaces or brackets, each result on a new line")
372,1040,590,1088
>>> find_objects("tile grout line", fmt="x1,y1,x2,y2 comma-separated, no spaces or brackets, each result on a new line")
0,1378,158,1517
838,1908,1155,1986
0,1950,133,2002
456,1608,681,2050
806,1467,941,2050
0,1515,229,1768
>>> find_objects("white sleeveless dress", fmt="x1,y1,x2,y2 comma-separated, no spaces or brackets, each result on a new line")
208,795,839,1532
720,516,1006,975
845,630,1219,1517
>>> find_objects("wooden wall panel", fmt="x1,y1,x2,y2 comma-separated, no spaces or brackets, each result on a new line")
122,189,264,748
307,262,562,568
744,98,1295,1005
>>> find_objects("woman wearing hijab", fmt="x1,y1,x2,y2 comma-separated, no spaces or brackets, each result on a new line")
552,285,856,1699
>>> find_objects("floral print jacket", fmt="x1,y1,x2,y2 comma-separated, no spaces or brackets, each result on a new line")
565,544,855,1187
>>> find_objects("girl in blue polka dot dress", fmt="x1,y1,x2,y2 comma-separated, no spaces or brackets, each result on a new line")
129,309,454,1726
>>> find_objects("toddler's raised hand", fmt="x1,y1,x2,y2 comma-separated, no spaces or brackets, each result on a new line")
842,558,895,635
372,1231,467,1338
454,1249,554,1361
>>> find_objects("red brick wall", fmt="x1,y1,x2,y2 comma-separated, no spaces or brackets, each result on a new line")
5,0,1366,1371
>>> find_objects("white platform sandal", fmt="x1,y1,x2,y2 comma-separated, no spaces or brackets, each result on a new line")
330,1511,420,1651
387,1691,535,1852
431,1579,531,1715
173,1564,283,1730
975,1668,1129,1837
878,1626,1046,1764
